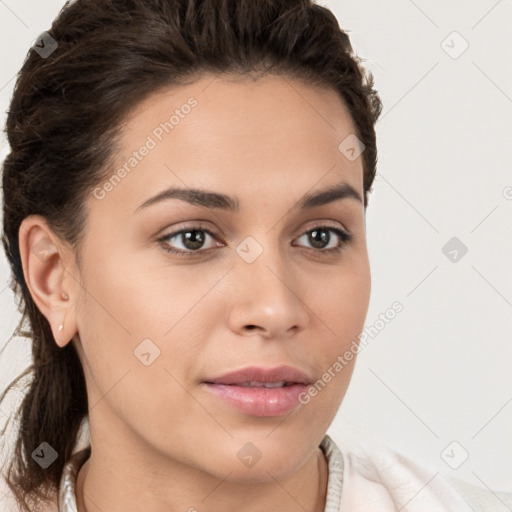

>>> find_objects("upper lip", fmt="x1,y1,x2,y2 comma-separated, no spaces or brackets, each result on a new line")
204,364,313,385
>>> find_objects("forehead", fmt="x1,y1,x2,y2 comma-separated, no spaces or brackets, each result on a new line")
89,74,363,215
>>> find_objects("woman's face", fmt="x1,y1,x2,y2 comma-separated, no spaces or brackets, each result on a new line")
70,74,370,480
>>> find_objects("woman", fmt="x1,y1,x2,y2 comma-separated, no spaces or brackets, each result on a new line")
1,0,510,511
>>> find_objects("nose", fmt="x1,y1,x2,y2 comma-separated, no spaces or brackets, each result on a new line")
226,240,310,340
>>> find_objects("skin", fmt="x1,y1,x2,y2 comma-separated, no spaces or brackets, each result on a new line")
19,74,371,512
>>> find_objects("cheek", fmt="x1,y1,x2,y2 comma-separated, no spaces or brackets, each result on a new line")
74,271,197,433
80,246,204,338
74,251,210,392
306,258,370,394
314,257,370,335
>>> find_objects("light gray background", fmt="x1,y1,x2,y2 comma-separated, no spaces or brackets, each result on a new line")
1,0,511,494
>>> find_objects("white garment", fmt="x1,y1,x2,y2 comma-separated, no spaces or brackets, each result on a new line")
337,443,512,511
55,415,512,511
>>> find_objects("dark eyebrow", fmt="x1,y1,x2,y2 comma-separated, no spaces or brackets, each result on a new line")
135,181,362,214
136,187,240,213
296,182,362,210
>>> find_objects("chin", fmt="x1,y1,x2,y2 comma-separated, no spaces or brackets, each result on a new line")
208,438,313,483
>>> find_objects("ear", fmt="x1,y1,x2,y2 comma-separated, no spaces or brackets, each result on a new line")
18,214,79,348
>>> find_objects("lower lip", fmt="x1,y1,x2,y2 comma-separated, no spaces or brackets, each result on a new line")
202,383,308,417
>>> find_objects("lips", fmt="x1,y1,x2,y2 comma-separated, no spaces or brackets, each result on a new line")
203,364,314,387
203,383,309,416
202,365,315,416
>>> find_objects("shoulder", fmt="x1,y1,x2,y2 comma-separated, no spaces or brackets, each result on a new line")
327,437,512,512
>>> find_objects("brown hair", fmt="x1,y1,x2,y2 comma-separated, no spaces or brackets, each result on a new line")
0,0,382,509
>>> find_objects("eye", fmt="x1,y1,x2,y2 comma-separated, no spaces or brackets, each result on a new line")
294,226,352,253
157,224,220,257
157,223,352,258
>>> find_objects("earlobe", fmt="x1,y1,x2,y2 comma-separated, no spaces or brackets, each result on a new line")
18,215,78,348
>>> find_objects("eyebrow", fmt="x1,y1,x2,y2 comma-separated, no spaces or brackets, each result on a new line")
135,181,362,214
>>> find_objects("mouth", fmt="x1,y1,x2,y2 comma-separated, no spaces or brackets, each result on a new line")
201,365,313,417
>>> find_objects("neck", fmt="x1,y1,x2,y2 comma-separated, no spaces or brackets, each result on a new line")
75,434,329,512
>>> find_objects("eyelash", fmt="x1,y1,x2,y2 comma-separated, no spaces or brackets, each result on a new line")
157,222,353,258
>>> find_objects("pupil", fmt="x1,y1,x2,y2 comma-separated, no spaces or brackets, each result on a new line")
309,229,329,249
183,230,205,250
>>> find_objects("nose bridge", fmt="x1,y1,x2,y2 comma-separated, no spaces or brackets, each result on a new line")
230,229,309,332
235,231,288,289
